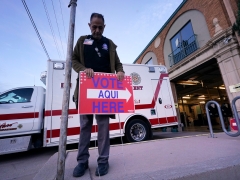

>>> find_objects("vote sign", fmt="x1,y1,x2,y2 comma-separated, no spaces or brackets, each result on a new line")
78,72,134,114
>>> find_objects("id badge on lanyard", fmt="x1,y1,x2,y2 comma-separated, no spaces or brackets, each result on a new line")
83,38,94,45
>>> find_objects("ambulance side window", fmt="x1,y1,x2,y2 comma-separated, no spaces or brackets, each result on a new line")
0,88,34,104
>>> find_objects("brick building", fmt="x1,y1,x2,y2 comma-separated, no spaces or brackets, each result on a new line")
134,0,240,129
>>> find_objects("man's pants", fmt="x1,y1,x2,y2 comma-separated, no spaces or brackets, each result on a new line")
77,115,110,164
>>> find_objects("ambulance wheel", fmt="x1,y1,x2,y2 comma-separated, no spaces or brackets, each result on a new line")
126,119,149,142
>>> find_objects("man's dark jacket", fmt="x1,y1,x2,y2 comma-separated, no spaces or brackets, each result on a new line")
72,35,124,109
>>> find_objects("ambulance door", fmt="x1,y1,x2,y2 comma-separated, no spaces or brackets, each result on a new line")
48,61,96,143
163,79,177,122
155,79,177,123
0,87,37,136
49,62,72,143
151,80,167,124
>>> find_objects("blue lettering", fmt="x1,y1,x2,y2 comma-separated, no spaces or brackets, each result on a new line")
110,102,116,112
98,90,104,98
109,78,116,88
92,77,100,88
118,102,124,112
117,81,123,89
101,78,109,88
92,102,100,113
92,102,124,113
111,91,118,99
102,102,108,113
105,90,110,98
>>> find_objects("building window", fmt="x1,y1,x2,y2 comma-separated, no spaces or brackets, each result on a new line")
169,21,198,66
145,58,153,65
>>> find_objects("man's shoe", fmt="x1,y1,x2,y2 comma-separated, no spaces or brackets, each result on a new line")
95,162,109,176
73,162,88,177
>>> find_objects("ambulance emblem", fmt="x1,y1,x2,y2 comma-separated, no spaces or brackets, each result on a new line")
18,124,23,129
130,72,141,85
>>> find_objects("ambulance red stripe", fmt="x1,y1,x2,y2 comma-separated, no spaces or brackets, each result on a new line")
46,116,177,138
45,109,78,116
149,116,177,125
0,112,39,121
0,73,170,121
135,73,168,110
47,122,125,138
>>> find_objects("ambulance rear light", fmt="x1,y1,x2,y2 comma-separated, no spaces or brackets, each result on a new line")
53,63,64,70
40,71,47,78
40,71,47,85
148,67,155,72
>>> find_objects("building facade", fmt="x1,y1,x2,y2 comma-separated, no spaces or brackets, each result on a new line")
134,0,240,129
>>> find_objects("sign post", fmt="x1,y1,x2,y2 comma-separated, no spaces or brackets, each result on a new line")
78,72,134,114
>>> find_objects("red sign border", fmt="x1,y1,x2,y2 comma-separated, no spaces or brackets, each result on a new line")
78,72,135,114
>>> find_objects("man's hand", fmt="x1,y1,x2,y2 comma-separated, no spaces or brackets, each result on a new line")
84,68,94,78
117,71,125,81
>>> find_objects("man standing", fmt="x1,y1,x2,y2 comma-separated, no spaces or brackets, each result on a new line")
72,13,125,177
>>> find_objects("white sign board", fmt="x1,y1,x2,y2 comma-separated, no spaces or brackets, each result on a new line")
229,83,240,93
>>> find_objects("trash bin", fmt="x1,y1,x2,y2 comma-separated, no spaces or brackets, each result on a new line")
230,118,239,131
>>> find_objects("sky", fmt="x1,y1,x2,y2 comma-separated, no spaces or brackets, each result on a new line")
0,0,183,93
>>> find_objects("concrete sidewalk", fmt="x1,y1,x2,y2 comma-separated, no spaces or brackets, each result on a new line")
34,133,240,180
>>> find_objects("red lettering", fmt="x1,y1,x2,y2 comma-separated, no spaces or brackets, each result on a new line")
133,86,143,90
0,122,18,129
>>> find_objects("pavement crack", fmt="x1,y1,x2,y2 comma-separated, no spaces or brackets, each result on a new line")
145,173,155,180
88,168,94,180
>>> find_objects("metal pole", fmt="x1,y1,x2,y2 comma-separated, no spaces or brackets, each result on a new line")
206,86,212,99
216,86,223,104
199,103,204,126
56,1,77,180
205,101,215,138
181,96,188,127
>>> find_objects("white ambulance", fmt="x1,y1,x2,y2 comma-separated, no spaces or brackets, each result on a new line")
0,60,178,155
